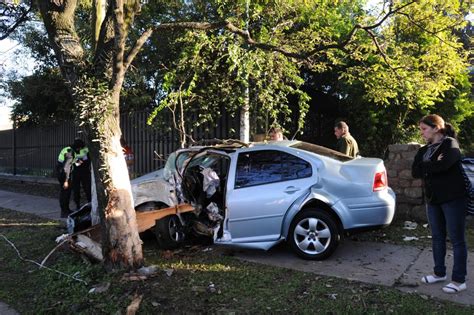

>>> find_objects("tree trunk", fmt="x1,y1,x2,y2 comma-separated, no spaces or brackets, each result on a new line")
37,0,143,270
83,95,143,269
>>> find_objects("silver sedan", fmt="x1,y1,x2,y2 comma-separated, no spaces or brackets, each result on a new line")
131,140,396,260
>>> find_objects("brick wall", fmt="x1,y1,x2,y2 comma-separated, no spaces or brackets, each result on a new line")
385,143,426,221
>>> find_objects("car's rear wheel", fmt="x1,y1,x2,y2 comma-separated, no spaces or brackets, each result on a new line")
155,215,186,249
288,209,340,260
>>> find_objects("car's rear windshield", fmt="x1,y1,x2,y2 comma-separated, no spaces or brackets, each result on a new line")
291,142,353,162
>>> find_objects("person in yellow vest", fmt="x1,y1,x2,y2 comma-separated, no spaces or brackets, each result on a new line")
71,138,92,210
56,140,81,217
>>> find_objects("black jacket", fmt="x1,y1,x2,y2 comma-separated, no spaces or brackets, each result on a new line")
412,137,466,204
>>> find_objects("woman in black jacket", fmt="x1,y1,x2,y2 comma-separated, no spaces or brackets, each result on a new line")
412,114,467,293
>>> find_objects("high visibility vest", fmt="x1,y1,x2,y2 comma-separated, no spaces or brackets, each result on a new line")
57,146,74,181
74,147,89,163
58,146,74,163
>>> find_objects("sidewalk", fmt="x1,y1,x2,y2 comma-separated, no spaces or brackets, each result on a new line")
0,189,62,221
0,189,473,307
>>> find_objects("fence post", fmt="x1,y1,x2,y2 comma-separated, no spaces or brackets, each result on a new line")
12,119,17,176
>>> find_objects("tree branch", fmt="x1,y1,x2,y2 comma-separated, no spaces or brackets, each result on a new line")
397,12,462,50
0,1,33,40
36,0,84,87
125,1,419,75
111,0,126,98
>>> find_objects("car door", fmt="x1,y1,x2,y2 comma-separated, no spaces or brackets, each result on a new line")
225,149,315,243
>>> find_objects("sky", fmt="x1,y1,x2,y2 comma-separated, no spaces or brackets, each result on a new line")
0,38,35,130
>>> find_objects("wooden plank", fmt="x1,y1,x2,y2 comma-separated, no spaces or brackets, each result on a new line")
135,203,195,233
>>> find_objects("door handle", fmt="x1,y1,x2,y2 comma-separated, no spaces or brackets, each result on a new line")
284,186,301,194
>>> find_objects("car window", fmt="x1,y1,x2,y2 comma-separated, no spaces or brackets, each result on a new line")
185,153,230,179
235,150,312,188
282,152,313,180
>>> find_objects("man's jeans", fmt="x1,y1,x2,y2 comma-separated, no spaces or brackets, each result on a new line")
427,197,467,283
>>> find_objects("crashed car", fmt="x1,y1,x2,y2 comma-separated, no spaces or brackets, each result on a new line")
126,140,396,260
69,140,396,260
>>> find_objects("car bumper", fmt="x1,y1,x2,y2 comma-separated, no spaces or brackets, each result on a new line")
336,188,396,229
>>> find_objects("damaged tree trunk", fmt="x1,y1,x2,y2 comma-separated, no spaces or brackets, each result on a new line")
37,0,144,269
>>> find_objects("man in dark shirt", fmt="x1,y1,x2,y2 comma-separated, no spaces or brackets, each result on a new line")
334,121,359,158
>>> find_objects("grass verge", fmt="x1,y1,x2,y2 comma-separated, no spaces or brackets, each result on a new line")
1,208,473,314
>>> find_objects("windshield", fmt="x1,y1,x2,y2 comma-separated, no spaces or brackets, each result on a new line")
291,142,353,162
163,151,196,180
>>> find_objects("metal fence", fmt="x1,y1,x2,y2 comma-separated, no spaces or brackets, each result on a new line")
0,111,239,177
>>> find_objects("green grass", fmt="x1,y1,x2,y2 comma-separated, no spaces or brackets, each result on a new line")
1,208,473,314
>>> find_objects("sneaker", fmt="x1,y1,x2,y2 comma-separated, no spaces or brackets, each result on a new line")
442,282,467,294
421,275,447,284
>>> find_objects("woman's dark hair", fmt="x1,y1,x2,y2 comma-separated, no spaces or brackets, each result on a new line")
419,114,457,138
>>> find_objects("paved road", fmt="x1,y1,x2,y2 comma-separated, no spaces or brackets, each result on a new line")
1,189,473,310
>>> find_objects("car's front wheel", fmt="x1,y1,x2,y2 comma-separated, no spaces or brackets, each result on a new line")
155,215,186,249
288,209,340,260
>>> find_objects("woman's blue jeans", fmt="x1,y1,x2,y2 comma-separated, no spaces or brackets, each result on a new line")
427,197,467,283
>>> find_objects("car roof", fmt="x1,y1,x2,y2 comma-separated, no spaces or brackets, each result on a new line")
184,139,353,162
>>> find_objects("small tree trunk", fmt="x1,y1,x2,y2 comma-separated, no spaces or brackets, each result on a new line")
240,86,250,142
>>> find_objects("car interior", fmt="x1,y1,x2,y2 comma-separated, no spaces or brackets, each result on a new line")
180,152,230,237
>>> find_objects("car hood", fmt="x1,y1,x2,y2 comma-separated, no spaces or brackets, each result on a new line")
131,169,165,186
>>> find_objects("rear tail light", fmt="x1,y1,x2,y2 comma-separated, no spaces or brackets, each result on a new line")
373,171,388,191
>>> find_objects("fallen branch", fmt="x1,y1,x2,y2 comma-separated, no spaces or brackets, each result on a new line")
0,233,87,285
40,238,69,267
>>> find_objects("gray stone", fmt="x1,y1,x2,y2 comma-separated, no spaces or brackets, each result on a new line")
412,179,423,187
404,187,423,199
387,170,398,178
399,169,413,180
399,179,412,188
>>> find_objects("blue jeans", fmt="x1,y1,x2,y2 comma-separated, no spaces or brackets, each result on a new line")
427,197,467,283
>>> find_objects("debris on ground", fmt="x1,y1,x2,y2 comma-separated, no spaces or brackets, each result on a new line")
126,293,143,315
88,282,111,294
137,265,159,276
62,225,103,262
122,273,148,282
402,236,419,241
71,234,103,262
403,221,418,230
326,293,337,300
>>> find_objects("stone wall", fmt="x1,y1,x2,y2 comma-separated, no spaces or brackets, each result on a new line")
385,143,426,222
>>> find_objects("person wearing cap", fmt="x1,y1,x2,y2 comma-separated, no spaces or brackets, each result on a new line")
71,138,91,210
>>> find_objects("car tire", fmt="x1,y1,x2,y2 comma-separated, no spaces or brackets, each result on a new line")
288,209,340,260
155,215,186,249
